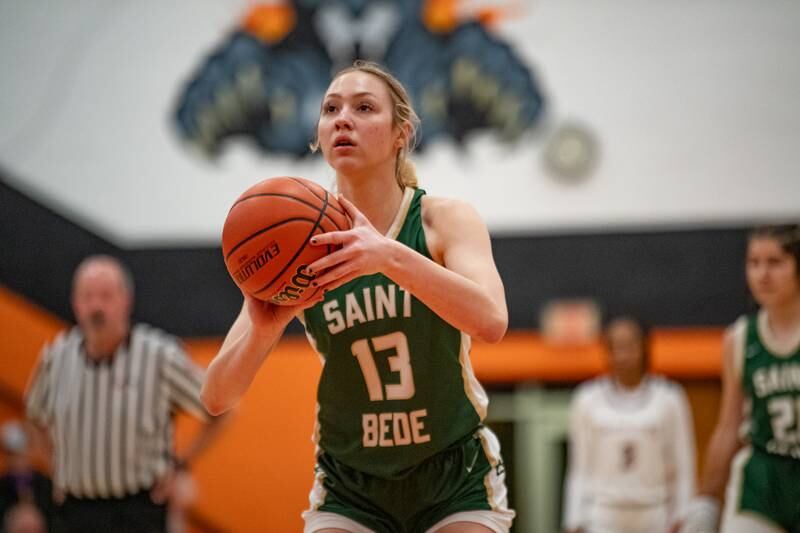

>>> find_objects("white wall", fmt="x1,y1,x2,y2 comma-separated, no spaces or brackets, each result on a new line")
1,0,798,245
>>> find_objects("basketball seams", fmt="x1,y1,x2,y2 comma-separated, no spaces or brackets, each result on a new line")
233,192,346,231
253,190,331,297
231,192,323,212
289,177,346,218
321,212,345,232
288,177,325,201
303,284,323,302
223,217,319,261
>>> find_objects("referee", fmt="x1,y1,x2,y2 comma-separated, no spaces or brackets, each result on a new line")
25,255,228,533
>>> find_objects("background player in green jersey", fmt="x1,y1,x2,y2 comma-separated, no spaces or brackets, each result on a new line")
682,225,800,533
202,61,514,533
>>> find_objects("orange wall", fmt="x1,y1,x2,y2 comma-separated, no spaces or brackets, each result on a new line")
0,286,63,397
0,285,726,532
682,380,722,475
177,338,321,532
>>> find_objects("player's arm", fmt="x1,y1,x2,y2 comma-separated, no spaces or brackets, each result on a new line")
698,325,744,497
25,342,54,431
669,385,697,526
417,196,507,343
563,389,589,533
681,324,744,532
164,343,233,464
201,295,313,415
309,195,507,343
24,342,58,476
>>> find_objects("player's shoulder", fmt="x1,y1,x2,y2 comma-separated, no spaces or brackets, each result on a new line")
647,376,689,404
722,314,750,361
648,374,679,391
420,194,472,210
573,376,607,403
721,315,752,346
51,327,78,348
647,375,673,388
40,328,79,364
725,315,750,338
420,194,481,228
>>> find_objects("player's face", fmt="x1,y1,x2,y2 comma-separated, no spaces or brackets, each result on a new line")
318,71,402,177
606,320,646,379
746,237,800,308
72,262,131,335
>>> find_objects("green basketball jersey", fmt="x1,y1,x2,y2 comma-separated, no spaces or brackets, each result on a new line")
741,313,800,459
302,188,488,479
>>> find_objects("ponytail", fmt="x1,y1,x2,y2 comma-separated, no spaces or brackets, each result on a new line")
395,151,419,189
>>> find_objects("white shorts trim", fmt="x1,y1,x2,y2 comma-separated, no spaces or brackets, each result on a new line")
476,427,514,517
302,427,515,532
426,510,513,533
303,510,376,533
720,446,785,533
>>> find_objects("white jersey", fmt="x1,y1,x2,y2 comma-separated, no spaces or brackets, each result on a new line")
563,376,696,532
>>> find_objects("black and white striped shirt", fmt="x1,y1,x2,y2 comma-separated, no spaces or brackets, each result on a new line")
26,324,209,499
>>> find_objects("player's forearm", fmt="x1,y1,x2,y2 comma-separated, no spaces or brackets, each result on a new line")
24,421,54,474
177,411,231,467
562,474,586,532
201,328,282,415
382,240,507,343
673,405,698,516
698,425,740,497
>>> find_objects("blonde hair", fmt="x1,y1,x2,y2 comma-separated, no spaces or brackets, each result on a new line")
311,60,421,189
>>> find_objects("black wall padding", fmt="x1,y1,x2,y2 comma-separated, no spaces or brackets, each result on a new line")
1,171,752,338
0,172,244,337
495,229,751,331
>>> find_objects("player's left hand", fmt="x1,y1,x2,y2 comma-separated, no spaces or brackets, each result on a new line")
306,194,396,291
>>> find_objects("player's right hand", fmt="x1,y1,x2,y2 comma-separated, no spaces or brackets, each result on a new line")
306,194,395,293
242,290,323,335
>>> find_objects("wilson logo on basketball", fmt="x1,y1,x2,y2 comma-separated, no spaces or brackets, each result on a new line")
233,241,281,284
270,264,315,304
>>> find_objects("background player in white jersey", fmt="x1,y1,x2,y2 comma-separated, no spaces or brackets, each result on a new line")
564,316,696,533
682,225,800,533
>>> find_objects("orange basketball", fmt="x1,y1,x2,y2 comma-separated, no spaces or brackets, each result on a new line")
221,176,350,305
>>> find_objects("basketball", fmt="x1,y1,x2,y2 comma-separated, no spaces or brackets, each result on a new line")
221,176,350,305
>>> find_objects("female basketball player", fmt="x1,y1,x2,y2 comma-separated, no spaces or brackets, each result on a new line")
563,317,696,533
682,225,800,533
202,61,515,533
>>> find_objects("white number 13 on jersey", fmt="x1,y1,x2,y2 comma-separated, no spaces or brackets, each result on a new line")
352,331,415,401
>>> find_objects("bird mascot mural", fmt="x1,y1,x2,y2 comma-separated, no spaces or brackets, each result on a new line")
174,0,545,157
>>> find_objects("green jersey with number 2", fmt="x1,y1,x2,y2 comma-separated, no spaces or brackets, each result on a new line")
742,313,800,459
302,188,488,479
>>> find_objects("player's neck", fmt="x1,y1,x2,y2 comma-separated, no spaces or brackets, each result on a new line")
765,296,800,338
83,324,129,361
338,172,404,235
614,373,645,390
